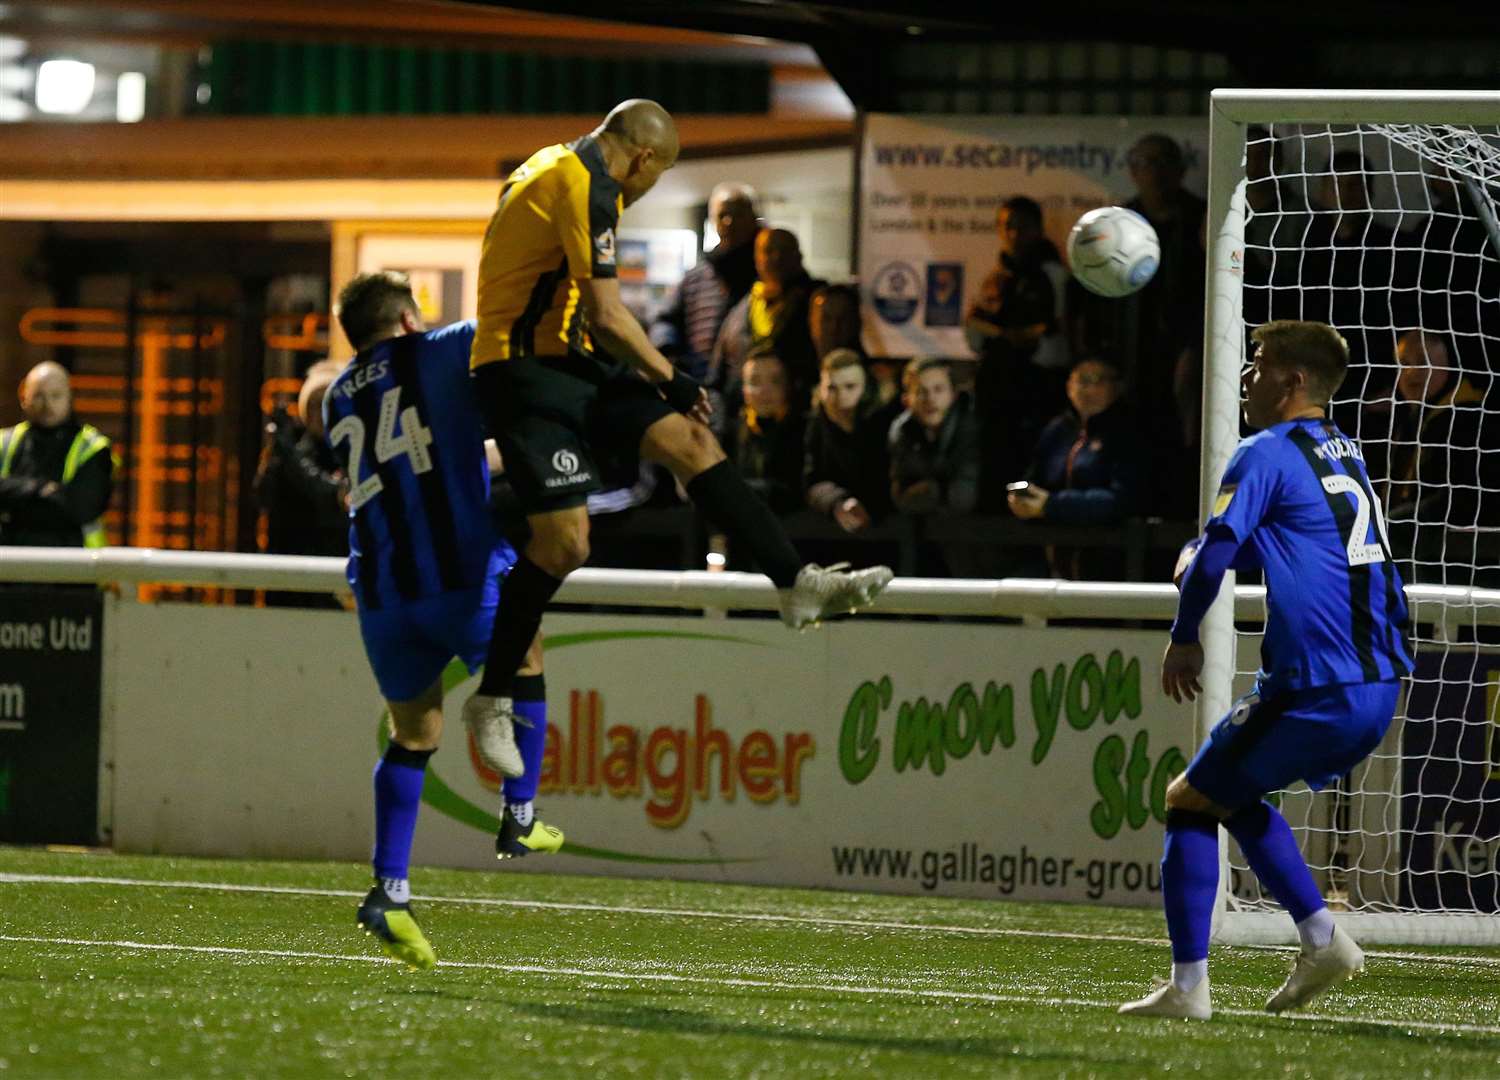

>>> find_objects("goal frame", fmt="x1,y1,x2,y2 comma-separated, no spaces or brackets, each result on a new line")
1202,89,1500,946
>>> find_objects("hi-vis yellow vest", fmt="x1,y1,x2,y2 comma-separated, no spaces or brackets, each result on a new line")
0,421,116,547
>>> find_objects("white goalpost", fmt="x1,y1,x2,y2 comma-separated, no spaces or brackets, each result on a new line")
1202,90,1500,946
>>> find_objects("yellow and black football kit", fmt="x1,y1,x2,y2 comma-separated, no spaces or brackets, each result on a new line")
471,134,673,512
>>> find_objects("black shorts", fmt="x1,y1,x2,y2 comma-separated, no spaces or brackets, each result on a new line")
473,351,676,513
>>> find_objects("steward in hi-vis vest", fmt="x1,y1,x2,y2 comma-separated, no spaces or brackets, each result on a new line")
0,362,116,548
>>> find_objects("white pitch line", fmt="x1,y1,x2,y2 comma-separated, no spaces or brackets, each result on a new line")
0,871,1171,946
1,871,1497,970
2,933,1497,1038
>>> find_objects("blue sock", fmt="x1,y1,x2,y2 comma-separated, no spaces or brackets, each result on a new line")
1162,809,1221,963
503,673,547,806
1224,800,1325,923
372,743,433,883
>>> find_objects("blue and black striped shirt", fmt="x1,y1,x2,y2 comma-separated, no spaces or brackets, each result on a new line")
1208,418,1414,693
324,321,500,609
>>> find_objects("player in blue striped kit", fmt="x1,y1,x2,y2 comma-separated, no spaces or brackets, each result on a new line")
326,272,561,970
1120,320,1413,1020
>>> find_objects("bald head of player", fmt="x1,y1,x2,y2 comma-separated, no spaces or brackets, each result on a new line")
19,360,73,428
1243,319,1350,430
593,99,679,207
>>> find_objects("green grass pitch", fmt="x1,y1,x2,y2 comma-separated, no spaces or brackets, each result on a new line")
1,847,1497,1078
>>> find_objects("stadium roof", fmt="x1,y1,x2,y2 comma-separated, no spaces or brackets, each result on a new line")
443,0,1500,111
449,0,1500,44
8,1,1495,118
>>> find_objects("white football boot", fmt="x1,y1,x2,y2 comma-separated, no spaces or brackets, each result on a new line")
460,692,523,778
1118,977,1212,1021
1265,924,1364,1013
778,563,894,629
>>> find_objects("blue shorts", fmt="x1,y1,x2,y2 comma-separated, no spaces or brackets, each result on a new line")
358,571,501,702
1185,680,1402,812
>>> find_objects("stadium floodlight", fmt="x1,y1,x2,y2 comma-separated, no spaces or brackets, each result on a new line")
35,58,94,115
1201,89,1500,946
116,71,145,123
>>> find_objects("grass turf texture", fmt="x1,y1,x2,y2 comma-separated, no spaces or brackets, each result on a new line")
1,847,1497,1078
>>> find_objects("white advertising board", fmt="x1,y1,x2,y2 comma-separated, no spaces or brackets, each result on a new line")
858,113,1208,358
107,601,1201,907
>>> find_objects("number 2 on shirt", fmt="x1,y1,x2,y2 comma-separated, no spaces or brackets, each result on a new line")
329,386,435,510
1321,474,1391,567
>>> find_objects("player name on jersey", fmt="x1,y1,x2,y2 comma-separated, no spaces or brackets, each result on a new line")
328,358,389,400
1311,434,1364,463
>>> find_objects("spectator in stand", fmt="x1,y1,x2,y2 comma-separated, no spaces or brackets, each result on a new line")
889,357,979,517
965,195,1070,511
1008,357,1144,580
867,355,902,411
1416,167,1500,342
809,280,902,415
650,182,759,381
255,359,348,607
1076,133,1205,521
1302,151,1413,408
711,227,822,409
804,348,895,533
1383,332,1499,537
809,283,864,362
0,361,116,549
1242,125,1313,328
730,350,804,516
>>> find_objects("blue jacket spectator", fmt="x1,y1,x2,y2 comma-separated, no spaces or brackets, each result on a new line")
1010,358,1143,579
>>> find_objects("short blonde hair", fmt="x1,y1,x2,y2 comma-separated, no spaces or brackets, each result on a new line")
1251,320,1349,403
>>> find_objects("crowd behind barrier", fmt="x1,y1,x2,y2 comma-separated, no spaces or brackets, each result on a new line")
3,132,1497,594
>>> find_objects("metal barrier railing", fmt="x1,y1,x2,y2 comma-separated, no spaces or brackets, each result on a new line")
3,546,1500,627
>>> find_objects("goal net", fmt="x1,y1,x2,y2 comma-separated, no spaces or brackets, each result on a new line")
1201,91,1500,945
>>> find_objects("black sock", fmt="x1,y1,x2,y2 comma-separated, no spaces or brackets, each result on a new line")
382,743,436,768
685,460,802,587
478,556,563,697
513,672,546,702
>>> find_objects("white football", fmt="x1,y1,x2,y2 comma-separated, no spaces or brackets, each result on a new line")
1066,206,1160,298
